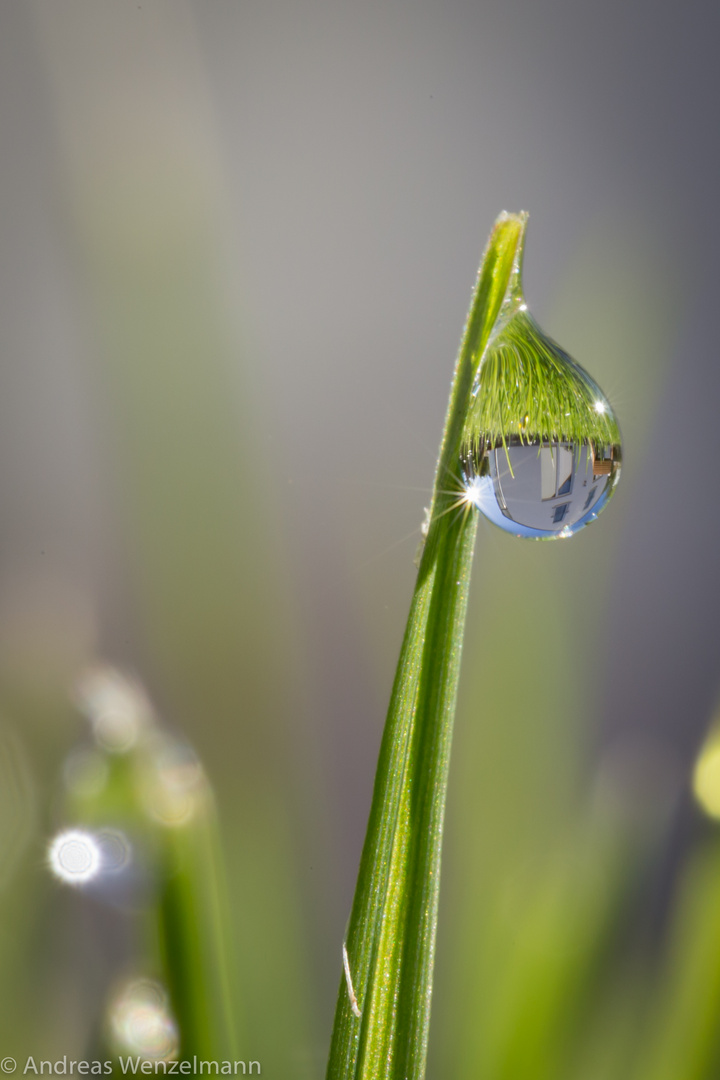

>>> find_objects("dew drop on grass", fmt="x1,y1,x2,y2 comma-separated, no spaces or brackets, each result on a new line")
462,306,622,539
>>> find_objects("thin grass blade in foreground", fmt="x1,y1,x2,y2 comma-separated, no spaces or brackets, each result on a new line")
325,212,529,1080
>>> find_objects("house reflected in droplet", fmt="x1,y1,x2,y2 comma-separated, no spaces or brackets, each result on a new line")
464,438,621,539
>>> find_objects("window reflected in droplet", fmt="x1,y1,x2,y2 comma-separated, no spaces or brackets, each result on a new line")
463,436,621,540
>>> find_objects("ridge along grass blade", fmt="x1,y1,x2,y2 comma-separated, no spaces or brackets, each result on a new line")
325,212,528,1080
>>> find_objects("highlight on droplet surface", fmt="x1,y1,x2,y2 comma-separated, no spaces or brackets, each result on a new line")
48,828,102,885
109,978,178,1061
460,251,622,540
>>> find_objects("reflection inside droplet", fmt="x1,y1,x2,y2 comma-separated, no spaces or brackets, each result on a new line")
462,436,621,539
461,269,623,541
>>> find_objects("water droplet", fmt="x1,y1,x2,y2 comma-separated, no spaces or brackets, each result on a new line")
461,277,621,539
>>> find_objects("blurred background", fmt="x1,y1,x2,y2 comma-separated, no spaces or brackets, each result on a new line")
2,0,720,1076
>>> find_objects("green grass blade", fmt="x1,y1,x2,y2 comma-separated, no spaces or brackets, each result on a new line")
157,784,238,1060
61,672,240,1060
631,840,720,1080
326,212,528,1080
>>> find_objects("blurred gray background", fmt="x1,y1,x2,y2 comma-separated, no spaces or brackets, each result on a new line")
0,0,719,1074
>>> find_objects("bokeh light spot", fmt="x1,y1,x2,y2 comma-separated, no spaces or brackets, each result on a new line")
110,979,178,1060
48,828,102,885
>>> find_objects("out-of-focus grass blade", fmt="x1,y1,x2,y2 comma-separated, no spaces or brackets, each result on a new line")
153,749,238,1059
448,814,631,1080
632,838,720,1080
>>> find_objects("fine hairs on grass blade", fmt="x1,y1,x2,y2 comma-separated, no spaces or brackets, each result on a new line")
326,211,623,1080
